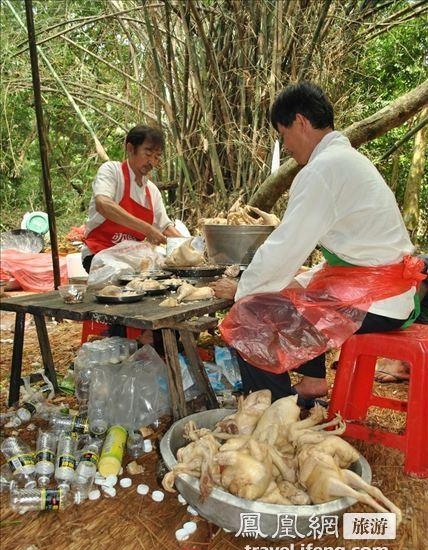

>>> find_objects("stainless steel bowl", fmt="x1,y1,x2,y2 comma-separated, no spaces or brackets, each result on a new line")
202,224,274,265
160,408,372,540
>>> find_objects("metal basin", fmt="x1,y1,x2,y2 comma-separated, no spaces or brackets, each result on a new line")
160,408,372,540
202,224,274,265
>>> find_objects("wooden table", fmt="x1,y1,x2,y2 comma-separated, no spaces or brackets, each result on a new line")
0,290,232,419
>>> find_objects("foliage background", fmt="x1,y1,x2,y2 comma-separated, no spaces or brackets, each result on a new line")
0,0,427,247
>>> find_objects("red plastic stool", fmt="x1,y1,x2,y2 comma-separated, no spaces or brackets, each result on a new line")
81,320,143,344
328,323,428,478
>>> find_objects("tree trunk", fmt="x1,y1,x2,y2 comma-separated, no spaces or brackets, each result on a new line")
250,80,428,210
402,107,428,236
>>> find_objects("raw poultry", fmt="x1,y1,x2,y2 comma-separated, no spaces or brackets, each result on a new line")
162,391,402,524
164,238,205,267
199,197,280,227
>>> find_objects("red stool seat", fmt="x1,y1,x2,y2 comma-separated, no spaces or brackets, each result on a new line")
81,320,143,344
328,323,428,478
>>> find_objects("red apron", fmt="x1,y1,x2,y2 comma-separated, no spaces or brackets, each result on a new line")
84,161,154,255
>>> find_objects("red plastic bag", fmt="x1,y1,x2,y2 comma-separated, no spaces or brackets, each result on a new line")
0,250,68,292
220,256,426,374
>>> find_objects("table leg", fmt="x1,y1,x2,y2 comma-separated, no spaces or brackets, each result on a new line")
8,312,25,406
33,314,59,393
179,330,218,410
161,328,187,420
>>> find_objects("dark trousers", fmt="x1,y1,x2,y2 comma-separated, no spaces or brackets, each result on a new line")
237,311,406,401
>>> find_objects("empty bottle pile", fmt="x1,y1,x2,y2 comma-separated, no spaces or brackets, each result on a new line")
0,336,168,513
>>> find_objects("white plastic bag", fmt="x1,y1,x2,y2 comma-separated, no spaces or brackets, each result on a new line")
87,240,164,289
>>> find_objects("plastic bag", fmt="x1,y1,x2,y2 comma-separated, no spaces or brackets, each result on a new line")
87,240,164,289
214,346,242,391
220,256,426,374
0,250,68,292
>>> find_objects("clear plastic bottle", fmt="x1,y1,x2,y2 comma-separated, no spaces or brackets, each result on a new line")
54,432,77,490
10,486,79,513
35,430,57,487
88,365,111,435
73,438,103,500
74,359,97,414
6,391,49,428
126,432,145,459
49,412,89,435
0,436,36,488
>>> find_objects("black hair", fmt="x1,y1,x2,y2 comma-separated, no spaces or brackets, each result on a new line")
270,81,334,130
125,125,164,149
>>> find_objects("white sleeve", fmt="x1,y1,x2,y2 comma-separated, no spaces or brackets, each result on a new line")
93,162,121,200
235,169,336,301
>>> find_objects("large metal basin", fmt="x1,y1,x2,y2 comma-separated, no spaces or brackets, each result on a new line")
203,224,274,265
160,408,372,540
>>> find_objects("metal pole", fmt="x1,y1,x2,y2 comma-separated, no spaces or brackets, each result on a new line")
24,0,61,288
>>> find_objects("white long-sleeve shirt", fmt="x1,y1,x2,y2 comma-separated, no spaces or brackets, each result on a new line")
81,160,173,259
236,132,415,319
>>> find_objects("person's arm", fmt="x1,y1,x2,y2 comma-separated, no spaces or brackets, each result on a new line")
235,168,335,301
95,195,166,245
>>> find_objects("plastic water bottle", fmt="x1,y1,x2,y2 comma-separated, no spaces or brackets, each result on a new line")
73,438,103,500
88,365,111,435
1,437,36,488
126,432,145,459
74,359,97,414
35,430,57,487
54,432,77,490
10,487,78,513
49,412,89,435
6,391,50,428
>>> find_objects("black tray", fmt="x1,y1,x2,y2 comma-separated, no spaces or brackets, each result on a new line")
166,265,226,278
94,291,146,304
118,270,172,285
142,286,170,296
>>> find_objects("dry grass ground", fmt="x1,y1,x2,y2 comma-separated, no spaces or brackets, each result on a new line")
0,295,427,550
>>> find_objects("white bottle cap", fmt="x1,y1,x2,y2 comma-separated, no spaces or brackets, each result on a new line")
143,440,152,453
151,490,164,502
183,521,197,534
103,474,118,487
137,484,149,495
175,528,190,541
88,489,101,500
177,494,186,505
187,505,198,516
102,486,117,497
119,477,132,488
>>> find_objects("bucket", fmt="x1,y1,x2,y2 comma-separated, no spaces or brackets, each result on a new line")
202,224,274,265
66,253,88,282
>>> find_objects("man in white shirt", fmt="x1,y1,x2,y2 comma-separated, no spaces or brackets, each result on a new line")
81,125,182,272
211,82,422,406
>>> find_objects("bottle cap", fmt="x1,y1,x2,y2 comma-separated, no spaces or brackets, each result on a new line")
119,477,132,488
183,521,197,534
175,528,189,542
151,490,164,502
137,483,149,495
37,475,50,487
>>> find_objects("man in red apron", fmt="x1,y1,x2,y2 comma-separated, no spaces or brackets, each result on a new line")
82,125,182,272
210,82,425,407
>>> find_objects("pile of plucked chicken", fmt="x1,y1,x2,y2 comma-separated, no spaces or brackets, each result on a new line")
162,390,401,523
199,197,281,226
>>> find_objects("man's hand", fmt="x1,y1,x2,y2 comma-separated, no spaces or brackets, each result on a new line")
146,226,167,246
209,278,238,300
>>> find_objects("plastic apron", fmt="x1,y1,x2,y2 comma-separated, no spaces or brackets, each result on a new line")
219,255,426,374
84,161,154,255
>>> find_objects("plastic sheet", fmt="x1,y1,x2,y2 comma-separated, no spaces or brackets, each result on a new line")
87,240,165,289
220,256,426,374
0,250,68,292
